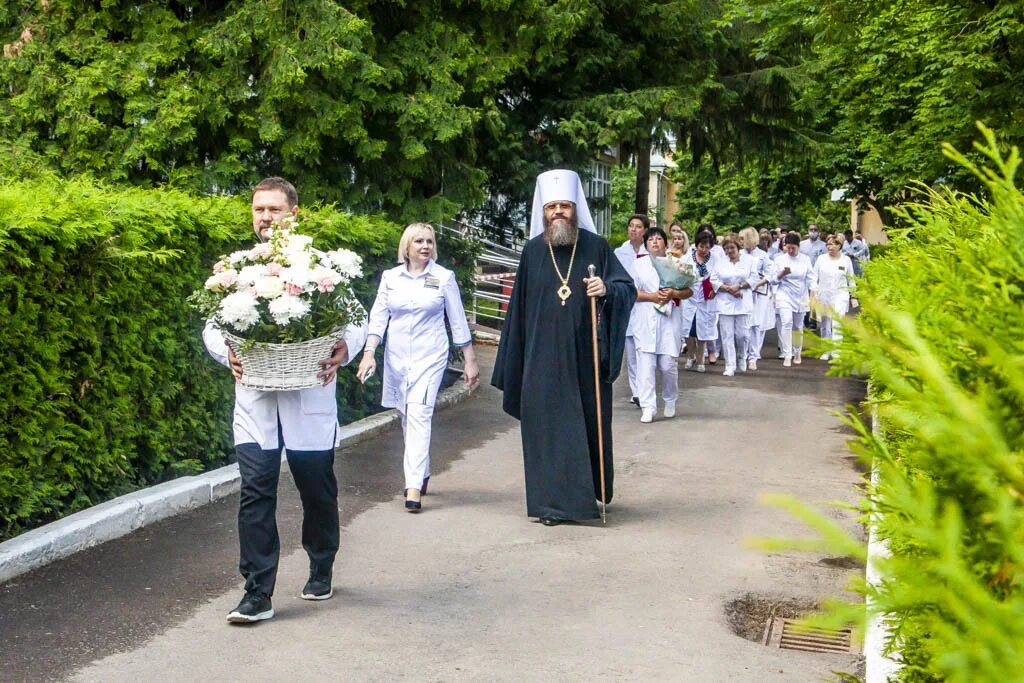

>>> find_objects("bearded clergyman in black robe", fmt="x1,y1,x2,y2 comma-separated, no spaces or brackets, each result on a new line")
491,169,636,526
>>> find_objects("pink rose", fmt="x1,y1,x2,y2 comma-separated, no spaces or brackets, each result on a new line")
213,261,225,273
266,262,283,276
286,283,303,296
317,278,336,293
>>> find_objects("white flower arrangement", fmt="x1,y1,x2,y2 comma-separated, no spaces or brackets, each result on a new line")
190,224,365,344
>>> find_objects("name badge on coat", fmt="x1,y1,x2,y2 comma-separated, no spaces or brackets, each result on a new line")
424,277,440,289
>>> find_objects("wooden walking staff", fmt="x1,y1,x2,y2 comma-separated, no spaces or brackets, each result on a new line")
587,264,607,524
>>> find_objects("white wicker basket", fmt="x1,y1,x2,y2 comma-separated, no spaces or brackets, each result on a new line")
223,329,345,391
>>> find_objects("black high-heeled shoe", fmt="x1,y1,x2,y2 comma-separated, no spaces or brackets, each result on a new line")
403,489,421,513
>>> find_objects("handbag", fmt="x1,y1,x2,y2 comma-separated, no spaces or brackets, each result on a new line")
701,277,715,299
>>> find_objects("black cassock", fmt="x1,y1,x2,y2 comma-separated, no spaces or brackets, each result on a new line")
491,229,635,521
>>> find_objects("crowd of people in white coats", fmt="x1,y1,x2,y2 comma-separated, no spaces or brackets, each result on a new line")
614,215,867,423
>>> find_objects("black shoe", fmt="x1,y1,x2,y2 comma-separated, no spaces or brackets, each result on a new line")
630,396,640,408
300,574,333,601
404,488,422,513
540,517,562,527
227,590,273,623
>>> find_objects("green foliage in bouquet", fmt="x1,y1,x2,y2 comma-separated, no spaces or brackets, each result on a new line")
0,178,410,539
762,126,1024,681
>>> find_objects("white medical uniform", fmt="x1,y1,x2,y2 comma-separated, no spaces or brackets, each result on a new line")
614,240,648,399
366,260,472,490
743,247,775,362
679,249,720,341
772,251,816,360
813,253,855,347
203,319,367,452
715,253,757,373
629,256,683,413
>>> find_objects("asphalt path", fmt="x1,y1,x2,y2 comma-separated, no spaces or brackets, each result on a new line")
1,339,866,682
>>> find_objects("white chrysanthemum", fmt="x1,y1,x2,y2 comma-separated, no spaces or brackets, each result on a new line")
328,249,363,279
285,234,314,251
280,265,316,290
219,292,260,330
236,264,268,286
311,265,342,286
226,250,251,266
252,274,285,300
268,294,311,325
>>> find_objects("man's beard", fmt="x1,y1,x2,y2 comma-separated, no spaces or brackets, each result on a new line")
544,216,579,247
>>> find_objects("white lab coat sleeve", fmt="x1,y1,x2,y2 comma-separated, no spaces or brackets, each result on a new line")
202,320,230,368
342,301,369,367
442,272,473,346
813,254,824,289
366,271,392,342
806,256,818,294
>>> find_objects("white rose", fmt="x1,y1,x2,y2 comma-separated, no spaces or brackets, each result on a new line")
252,274,285,299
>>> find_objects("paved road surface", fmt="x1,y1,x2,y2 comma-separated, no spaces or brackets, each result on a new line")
1,343,865,682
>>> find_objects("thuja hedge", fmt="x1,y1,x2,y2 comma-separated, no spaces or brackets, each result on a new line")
824,128,1024,680
0,178,479,540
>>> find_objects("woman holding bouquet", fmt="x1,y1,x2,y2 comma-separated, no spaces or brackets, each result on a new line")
680,231,721,373
357,223,479,512
773,231,816,366
630,227,693,422
811,235,856,361
715,234,758,376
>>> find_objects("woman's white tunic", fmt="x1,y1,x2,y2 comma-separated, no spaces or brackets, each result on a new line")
714,253,757,317
772,252,816,313
744,247,776,329
813,254,855,313
629,256,684,356
367,260,471,409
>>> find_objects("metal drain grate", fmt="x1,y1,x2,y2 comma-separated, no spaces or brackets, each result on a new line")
763,617,857,654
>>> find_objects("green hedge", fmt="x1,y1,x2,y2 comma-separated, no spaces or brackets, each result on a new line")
824,128,1023,680
0,177,444,540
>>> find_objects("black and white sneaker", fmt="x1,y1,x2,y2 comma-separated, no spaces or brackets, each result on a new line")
300,574,333,601
226,591,273,623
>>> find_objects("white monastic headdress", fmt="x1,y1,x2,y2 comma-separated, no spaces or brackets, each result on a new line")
528,169,597,239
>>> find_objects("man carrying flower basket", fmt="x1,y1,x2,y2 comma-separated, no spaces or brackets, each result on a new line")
197,177,367,624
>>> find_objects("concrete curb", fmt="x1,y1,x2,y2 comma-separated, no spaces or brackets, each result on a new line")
865,395,902,682
0,381,479,585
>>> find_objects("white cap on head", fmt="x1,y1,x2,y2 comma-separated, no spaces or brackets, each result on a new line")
528,169,597,239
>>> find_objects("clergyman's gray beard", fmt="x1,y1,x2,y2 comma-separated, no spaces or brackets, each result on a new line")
545,218,578,247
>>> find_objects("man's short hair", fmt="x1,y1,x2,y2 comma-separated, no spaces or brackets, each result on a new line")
784,231,802,247
628,214,650,229
253,177,298,208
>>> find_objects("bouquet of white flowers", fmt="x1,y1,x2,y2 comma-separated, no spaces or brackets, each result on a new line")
190,224,366,390
649,254,698,315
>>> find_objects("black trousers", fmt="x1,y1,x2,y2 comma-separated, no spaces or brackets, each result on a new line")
235,443,340,596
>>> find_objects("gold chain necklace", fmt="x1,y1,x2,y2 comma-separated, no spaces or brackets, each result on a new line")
547,236,579,306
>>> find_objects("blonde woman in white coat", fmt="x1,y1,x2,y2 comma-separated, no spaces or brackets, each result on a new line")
357,223,480,512
715,234,757,376
811,236,856,361
772,231,816,367
739,227,774,371
630,227,692,422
